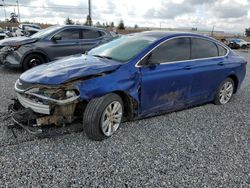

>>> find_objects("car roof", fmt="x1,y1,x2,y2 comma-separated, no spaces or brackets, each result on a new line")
129,31,212,41
58,25,108,31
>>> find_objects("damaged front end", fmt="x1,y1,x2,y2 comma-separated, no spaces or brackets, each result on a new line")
0,45,21,67
12,78,81,133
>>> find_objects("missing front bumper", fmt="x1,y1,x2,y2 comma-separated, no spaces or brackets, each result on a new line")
17,93,50,114
9,97,79,135
15,92,78,127
9,100,43,135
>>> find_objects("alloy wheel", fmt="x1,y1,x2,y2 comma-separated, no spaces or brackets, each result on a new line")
219,81,234,104
100,101,123,136
29,58,42,68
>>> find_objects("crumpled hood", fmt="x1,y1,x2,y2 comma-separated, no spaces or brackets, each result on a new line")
0,36,38,46
20,54,122,85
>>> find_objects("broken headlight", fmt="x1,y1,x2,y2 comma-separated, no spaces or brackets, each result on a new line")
1,45,21,52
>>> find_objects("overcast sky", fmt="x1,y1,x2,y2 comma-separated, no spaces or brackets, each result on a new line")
1,0,250,33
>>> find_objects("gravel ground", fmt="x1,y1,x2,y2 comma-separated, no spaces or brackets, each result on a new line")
0,51,249,187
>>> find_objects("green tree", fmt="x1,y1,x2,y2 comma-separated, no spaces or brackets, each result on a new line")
134,24,138,29
96,21,102,27
65,17,74,25
110,22,115,28
245,28,250,36
117,20,125,30
85,15,92,26
105,22,109,28
9,12,18,23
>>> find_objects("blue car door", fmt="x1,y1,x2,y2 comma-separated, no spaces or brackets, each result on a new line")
139,37,194,116
186,38,231,104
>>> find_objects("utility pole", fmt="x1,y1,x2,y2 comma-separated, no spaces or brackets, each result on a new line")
2,0,7,21
211,25,215,36
16,0,21,22
88,0,92,26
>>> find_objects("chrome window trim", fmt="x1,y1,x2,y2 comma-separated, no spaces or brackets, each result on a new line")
135,35,229,68
49,27,107,41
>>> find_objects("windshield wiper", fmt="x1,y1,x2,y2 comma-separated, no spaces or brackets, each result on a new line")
93,55,113,60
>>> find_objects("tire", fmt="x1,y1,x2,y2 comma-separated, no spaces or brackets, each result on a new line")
228,43,233,49
22,54,46,71
83,93,124,141
242,45,247,49
214,78,235,105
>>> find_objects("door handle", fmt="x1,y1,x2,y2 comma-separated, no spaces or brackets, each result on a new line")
218,62,225,66
184,65,192,70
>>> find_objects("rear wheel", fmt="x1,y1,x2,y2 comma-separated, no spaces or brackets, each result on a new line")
214,78,235,105
22,54,46,70
83,93,124,141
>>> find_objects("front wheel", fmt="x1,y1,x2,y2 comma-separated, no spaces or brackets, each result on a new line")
22,54,46,71
214,78,235,105
242,45,247,49
83,93,124,141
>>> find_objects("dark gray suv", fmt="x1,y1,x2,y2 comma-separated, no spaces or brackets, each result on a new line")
0,25,117,70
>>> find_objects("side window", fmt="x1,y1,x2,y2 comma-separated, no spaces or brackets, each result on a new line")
82,29,101,39
99,31,105,37
191,38,218,59
150,37,191,64
55,29,81,40
217,44,227,56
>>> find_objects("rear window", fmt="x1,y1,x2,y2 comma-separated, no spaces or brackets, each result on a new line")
82,29,101,39
191,38,218,59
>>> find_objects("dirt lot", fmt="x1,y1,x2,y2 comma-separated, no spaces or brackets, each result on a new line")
0,51,249,187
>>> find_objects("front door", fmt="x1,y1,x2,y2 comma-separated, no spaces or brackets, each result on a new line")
139,37,194,116
46,28,83,60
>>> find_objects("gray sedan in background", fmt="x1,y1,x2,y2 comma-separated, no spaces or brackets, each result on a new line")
0,25,117,70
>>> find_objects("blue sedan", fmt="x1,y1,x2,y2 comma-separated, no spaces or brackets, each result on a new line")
13,31,247,140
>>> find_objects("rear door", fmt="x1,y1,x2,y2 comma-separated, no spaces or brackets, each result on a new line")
139,37,194,116
186,38,230,103
46,28,82,60
80,29,107,53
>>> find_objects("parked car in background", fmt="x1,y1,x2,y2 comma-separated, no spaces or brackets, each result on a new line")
225,38,250,49
3,27,19,38
15,24,41,37
12,32,246,140
0,28,7,40
0,25,117,70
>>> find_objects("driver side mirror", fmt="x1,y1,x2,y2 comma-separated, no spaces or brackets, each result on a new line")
52,34,62,42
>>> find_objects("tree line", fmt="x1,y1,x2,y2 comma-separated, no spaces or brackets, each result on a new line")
65,17,138,30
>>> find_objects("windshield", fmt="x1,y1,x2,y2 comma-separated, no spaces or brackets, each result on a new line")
31,25,62,39
88,35,157,62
